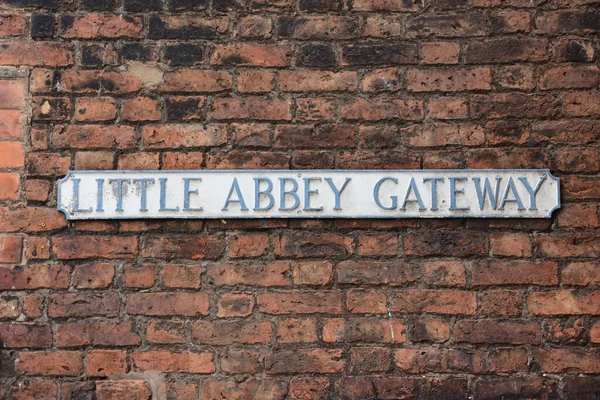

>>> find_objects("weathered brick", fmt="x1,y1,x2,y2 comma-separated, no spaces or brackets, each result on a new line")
192,320,271,344
142,235,225,260
16,351,83,376
266,349,344,374
86,350,127,377
323,318,406,343
0,41,72,66
208,261,290,286
132,351,214,373
126,292,209,316
455,320,540,344
211,44,290,67
340,98,424,121
391,290,477,314
53,236,137,260
149,15,228,39
341,43,419,66
395,348,483,373
53,125,136,149
278,16,357,39
56,321,140,347
49,292,120,317
0,322,52,348
337,260,418,286
528,290,600,315
472,261,558,286
147,320,186,344
258,291,342,314
96,380,151,400
212,97,292,121
217,292,254,317
407,68,491,92
60,14,142,38
201,378,287,399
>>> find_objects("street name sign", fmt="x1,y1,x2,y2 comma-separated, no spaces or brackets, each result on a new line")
57,169,560,220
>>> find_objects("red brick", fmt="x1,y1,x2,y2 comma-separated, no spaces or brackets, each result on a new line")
290,377,330,400
296,97,336,121
275,124,355,149
208,261,290,287
235,15,272,38
350,347,392,373
323,318,406,343
346,289,387,314
0,80,25,108
122,263,158,288
212,97,292,121
337,261,418,286
53,125,136,149
491,10,531,33
358,233,398,256
53,236,137,260
162,264,202,289
361,68,401,92
339,150,422,169
479,290,522,317
9,380,57,400
132,350,215,374
351,0,422,10
280,71,357,92
423,261,467,287
74,97,117,122
487,348,528,373
536,234,600,258
121,97,161,122
217,292,254,317
0,322,51,348
490,233,532,257
207,151,290,169
455,320,540,344
473,377,558,400
535,10,600,35
562,261,600,286
160,69,233,92
56,321,140,347
544,318,586,345
528,290,600,315
229,233,269,257
258,291,342,314
0,15,26,37
391,290,477,315
27,153,70,176
409,123,484,147
533,348,600,374
142,124,226,148
126,292,209,316
277,318,317,343
60,14,142,38
562,90,600,117
592,322,600,343
220,348,262,374
201,378,287,399
0,141,24,168
407,13,489,37
73,262,114,289
74,151,115,169
162,152,204,169
142,235,225,260
421,42,460,64
293,261,333,286
0,235,22,263
275,233,354,258
266,349,344,374
231,123,270,148
211,43,290,67
555,148,600,173
465,38,547,63
472,261,558,286
340,98,424,121
49,292,120,317
58,70,141,94
0,109,21,137
557,203,599,229
192,320,271,345
25,179,50,202
0,263,70,290
410,317,450,343
96,380,151,400
16,351,82,376
0,42,72,66
405,232,488,256
92,363,134,389
24,239,49,262
147,320,186,344
0,207,66,233
237,69,275,93
0,296,19,319
407,68,491,92
279,16,357,39
427,97,468,119
395,348,483,374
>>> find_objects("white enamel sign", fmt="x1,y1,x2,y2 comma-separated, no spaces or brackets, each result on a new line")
57,170,560,220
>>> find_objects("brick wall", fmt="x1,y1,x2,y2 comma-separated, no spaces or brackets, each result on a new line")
0,0,599,398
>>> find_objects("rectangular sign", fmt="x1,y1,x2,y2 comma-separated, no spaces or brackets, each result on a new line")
57,170,560,220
